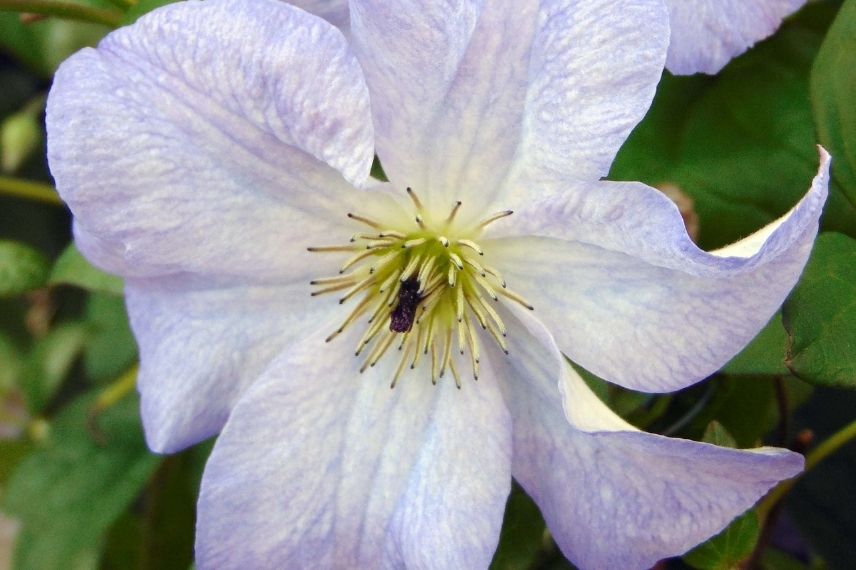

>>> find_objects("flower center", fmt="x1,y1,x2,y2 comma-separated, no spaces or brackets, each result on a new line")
308,187,533,389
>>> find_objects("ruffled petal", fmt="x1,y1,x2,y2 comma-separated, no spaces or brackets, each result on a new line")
492,308,803,570
196,324,511,569
484,148,829,392
665,0,806,75
349,0,668,209
126,276,337,454
47,0,374,283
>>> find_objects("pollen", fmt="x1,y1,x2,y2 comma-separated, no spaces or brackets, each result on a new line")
308,187,533,389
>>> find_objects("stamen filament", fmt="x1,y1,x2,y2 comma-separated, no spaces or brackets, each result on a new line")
307,245,359,253
457,239,483,255
406,187,424,211
347,212,382,228
477,210,514,229
340,249,376,272
446,201,462,224
339,276,376,304
497,287,535,310
326,294,374,342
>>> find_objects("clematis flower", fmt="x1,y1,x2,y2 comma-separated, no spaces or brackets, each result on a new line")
292,0,808,75
46,0,830,568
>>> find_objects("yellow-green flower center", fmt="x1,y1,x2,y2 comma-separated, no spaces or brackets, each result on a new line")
308,188,533,389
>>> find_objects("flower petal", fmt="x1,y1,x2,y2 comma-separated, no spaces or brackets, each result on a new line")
665,0,806,75
349,0,668,208
288,0,350,31
126,276,337,454
485,148,829,392
492,308,803,570
196,324,511,569
47,0,373,283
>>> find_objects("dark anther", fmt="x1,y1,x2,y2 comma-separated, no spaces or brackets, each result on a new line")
390,278,421,333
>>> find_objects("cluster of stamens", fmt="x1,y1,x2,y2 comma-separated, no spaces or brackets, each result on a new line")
308,187,533,389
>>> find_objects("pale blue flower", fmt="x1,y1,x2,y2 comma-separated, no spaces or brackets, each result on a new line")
46,0,828,567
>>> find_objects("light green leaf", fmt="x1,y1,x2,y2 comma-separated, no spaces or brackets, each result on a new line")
811,0,856,206
702,421,738,449
3,391,160,570
683,510,760,570
0,240,49,297
783,232,856,388
21,323,89,413
50,243,123,296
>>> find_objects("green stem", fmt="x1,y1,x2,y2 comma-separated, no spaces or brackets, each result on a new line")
102,0,133,12
758,419,856,522
0,176,63,206
0,0,122,26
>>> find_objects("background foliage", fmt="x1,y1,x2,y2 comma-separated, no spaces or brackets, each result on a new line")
0,0,854,568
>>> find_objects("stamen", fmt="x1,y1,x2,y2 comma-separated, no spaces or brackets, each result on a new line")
457,239,483,255
477,210,514,229
391,345,412,389
340,249,376,273
483,264,507,288
404,237,427,249
446,201,462,224
406,187,424,211
310,275,356,286
447,265,457,287
339,276,376,304
497,287,535,310
449,358,462,389
347,212,382,229
378,269,402,293
472,272,499,301
311,281,354,296
415,214,426,228
326,294,374,342
379,230,407,239
417,257,438,288
439,328,453,379
307,245,359,253
438,236,450,248
398,253,423,282
448,252,464,270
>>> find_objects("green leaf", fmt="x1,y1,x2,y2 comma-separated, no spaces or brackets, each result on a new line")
21,323,89,413
683,510,760,570
121,0,178,24
722,314,789,377
783,232,856,388
3,391,161,570
50,243,123,296
612,4,856,250
83,294,137,383
0,240,49,297
811,0,856,206
490,484,546,570
702,421,738,448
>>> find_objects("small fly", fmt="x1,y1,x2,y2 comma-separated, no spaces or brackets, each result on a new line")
389,278,421,333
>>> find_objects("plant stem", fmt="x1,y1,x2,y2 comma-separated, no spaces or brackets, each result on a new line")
0,176,63,206
757,418,856,521
0,0,122,27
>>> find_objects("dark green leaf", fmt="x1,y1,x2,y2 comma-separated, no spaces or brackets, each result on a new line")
811,0,856,206
0,240,49,297
3,391,160,570
683,510,760,570
722,315,789,377
490,484,547,570
21,322,89,412
83,294,137,383
783,233,856,388
50,243,123,296
612,4,856,250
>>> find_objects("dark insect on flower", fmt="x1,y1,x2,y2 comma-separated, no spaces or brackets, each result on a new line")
389,278,421,333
